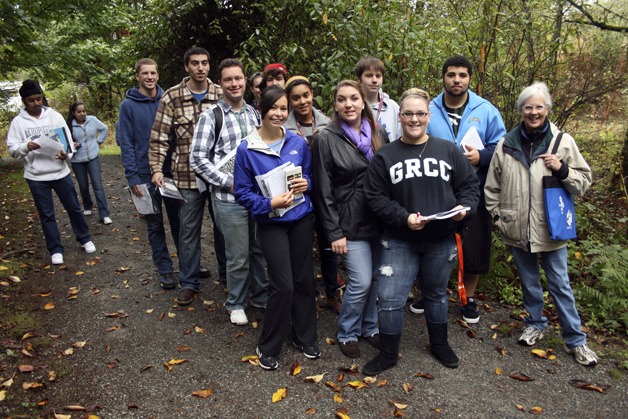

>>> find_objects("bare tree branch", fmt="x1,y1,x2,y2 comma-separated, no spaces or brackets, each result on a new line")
564,0,628,33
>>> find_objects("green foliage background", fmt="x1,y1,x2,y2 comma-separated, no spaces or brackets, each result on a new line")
1,0,627,334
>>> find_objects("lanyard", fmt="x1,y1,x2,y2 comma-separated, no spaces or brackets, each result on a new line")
375,94,385,121
296,113,317,146
234,106,249,138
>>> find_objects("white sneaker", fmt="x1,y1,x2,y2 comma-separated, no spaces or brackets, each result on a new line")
518,326,545,346
51,253,64,265
229,309,248,326
83,210,92,216
82,241,96,253
102,217,112,225
565,343,599,367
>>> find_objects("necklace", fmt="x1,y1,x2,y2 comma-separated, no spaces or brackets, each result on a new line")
403,136,429,158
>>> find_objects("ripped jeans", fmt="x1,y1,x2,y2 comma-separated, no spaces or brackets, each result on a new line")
377,234,458,334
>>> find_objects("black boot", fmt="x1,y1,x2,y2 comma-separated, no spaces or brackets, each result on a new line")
362,333,401,376
427,321,459,368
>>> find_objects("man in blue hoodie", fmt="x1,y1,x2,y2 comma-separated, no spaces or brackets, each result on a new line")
118,58,184,290
420,55,506,323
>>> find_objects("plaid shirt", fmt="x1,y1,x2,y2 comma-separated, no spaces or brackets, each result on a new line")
190,99,260,202
149,77,223,189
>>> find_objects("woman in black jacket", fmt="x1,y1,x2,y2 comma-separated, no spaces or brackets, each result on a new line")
312,79,388,359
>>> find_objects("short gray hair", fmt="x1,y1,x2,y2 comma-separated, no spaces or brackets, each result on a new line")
517,82,552,113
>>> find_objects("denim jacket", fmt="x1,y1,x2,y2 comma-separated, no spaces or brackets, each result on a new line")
70,115,108,163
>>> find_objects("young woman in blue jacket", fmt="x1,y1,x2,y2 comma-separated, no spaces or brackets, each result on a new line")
67,102,112,224
234,86,319,371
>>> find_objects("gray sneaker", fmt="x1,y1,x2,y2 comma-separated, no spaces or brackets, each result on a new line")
518,327,545,346
565,343,599,367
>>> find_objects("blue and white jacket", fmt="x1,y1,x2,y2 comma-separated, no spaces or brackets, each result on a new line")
70,115,108,163
234,128,313,224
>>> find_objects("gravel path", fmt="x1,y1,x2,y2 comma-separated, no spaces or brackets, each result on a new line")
1,155,626,418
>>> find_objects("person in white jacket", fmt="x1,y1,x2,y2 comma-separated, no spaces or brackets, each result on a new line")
6,80,95,265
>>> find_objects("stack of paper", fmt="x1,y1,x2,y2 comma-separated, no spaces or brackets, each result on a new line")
255,163,304,217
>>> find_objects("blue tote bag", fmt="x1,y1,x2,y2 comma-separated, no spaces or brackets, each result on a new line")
542,132,577,241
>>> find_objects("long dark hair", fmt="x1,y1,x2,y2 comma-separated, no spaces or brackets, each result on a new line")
331,80,381,151
66,101,85,140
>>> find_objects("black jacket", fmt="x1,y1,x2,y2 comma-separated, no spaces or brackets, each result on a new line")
312,123,389,242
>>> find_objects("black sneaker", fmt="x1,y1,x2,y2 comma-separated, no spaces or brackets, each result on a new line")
409,299,425,314
293,342,321,359
159,272,176,290
256,347,278,370
461,297,480,324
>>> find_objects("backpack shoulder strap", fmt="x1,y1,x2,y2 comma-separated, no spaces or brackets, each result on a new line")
209,105,223,160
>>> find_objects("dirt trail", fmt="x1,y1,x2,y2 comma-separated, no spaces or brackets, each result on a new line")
1,155,625,418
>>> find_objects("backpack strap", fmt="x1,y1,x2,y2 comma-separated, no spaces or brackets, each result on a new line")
209,105,224,160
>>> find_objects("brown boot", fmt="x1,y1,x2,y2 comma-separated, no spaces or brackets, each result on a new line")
325,289,342,313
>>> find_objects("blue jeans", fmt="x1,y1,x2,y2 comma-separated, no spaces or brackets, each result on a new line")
510,246,586,347
27,174,91,255
71,157,109,219
338,238,380,343
377,234,458,334
213,197,267,310
177,188,209,291
141,178,176,274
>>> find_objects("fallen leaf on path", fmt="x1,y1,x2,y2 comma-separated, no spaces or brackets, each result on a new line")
140,365,153,373
105,326,118,332
326,381,342,392
37,398,48,406
496,345,507,356
509,373,535,381
304,373,326,383
531,349,548,359
305,407,317,414
415,372,435,379
495,367,502,375
335,407,350,418
73,340,88,348
21,332,37,341
146,309,154,314
75,271,85,276
116,266,131,273
8,275,21,283
194,325,206,334
18,364,35,373
176,345,191,353
363,376,376,384
393,408,404,417
22,381,43,389
104,310,128,318
345,380,369,390
53,413,71,419
91,288,101,295
85,257,100,266
568,379,610,393
530,406,544,415
392,401,408,409
64,405,86,411
338,364,359,374
272,387,287,403
0,390,5,401
515,404,526,411
48,371,56,381
2,376,14,387
290,361,302,376
167,359,188,365
67,287,80,300
334,394,343,403
337,373,343,382
44,303,55,310
21,348,33,357
326,337,336,345
34,291,53,297
377,379,388,387
402,383,413,393
63,348,74,356
192,388,214,399
456,319,470,329
167,312,176,318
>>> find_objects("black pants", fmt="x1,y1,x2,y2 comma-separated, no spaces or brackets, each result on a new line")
257,213,317,357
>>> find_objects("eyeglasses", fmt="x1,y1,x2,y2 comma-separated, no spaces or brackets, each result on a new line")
400,111,429,119
522,105,546,114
